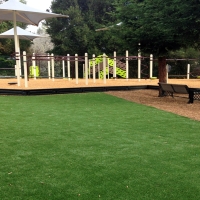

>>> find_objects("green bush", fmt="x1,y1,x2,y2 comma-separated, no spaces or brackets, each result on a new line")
0,55,15,76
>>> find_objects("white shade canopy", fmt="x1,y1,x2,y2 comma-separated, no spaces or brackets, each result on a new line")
0,0,68,86
0,0,68,26
0,0,68,50
0,26,44,40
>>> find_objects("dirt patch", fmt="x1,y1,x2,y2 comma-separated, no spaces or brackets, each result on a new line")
106,89,200,121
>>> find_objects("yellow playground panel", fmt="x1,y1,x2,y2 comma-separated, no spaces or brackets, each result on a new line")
89,55,126,78
29,66,40,77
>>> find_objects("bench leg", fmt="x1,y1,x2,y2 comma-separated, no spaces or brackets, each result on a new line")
159,90,174,97
188,91,194,104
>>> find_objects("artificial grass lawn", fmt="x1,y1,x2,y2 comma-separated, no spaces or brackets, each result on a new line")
0,93,200,200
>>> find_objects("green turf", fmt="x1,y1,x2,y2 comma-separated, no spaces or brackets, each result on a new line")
0,93,200,200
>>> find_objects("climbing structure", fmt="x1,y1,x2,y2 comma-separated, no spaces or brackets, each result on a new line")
89,55,126,78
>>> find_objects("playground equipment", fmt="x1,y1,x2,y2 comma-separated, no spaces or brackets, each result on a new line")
166,58,200,80
29,66,40,77
12,51,156,88
8,47,200,89
189,65,200,78
89,54,127,79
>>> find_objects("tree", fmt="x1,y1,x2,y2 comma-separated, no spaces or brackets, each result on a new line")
113,0,200,94
29,26,54,54
45,0,118,56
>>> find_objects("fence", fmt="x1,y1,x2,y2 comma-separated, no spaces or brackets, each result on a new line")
4,51,200,88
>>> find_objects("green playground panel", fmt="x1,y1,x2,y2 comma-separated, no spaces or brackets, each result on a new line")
116,67,126,78
29,66,40,77
99,67,126,79
89,55,126,78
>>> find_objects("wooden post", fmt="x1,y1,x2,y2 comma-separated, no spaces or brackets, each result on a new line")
15,65,17,77
85,53,88,85
88,60,90,79
51,53,54,81
113,51,116,79
187,64,190,79
103,53,106,84
126,50,129,80
98,63,100,79
83,64,85,78
107,58,109,79
67,54,70,80
23,51,28,88
150,54,153,78
62,57,65,78
166,64,169,83
47,53,51,79
92,54,96,83
16,52,20,86
138,51,141,81
32,53,36,80
75,54,78,84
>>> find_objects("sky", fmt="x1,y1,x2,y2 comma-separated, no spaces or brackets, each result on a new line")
26,0,53,33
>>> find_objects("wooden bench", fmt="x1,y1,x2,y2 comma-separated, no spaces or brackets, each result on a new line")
158,82,200,103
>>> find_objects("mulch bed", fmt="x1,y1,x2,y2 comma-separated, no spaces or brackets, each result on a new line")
106,89,200,121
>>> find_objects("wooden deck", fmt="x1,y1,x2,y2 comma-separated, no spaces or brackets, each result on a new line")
0,78,199,95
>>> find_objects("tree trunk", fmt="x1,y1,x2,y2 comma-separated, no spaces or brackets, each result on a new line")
158,56,167,96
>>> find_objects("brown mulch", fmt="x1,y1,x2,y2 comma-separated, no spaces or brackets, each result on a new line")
106,89,200,121
1,78,200,121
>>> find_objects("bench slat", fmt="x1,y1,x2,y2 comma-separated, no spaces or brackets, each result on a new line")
159,83,174,92
158,83,174,97
171,84,189,94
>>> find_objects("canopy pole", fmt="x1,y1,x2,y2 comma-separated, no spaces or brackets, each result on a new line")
13,11,20,86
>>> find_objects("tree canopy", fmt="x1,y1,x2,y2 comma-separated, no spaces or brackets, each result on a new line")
114,0,200,56
46,0,200,58
46,0,118,56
